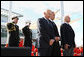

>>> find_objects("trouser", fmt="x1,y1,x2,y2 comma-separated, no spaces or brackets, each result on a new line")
51,46,61,56
9,41,19,47
38,47,52,56
51,41,61,56
63,47,74,56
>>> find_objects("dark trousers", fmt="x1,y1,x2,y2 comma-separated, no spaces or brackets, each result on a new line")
38,42,61,56
9,41,19,47
63,47,74,56
38,47,52,56
51,41,61,56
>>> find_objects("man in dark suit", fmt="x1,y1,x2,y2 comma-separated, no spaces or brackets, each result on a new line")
7,16,20,47
60,16,75,56
22,21,32,47
37,9,55,56
48,12,61,56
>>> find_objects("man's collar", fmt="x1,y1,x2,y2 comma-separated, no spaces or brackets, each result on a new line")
49,18,53,22
43,17,48,20
65,22,69,24
12,22,16,25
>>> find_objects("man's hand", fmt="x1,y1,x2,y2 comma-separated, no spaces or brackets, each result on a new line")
49,39,55,46
55,37,60,42
64,44,70,50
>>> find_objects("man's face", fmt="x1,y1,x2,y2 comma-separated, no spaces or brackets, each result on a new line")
67,17,70,22
44,10,52,19
65,16,71,23
50,12,55,20
44,13,50,19
13,18,18,24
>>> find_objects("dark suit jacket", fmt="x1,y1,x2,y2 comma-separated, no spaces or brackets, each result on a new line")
60,23,75,48
48,20,61,56
48,20,59,37
7,22,20,47
37,17,56,48
22,26,32,47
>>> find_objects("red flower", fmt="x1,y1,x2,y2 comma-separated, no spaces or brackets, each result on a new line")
19,39,24,47
5,44,8,47
32,44,35,51
76,48,81,54
80,48,83,53
61,53,63,56
31,52,34,56
19,40,23,47
61,48,63,53
74,48,77,53
34,48,38,52
74,53,80,56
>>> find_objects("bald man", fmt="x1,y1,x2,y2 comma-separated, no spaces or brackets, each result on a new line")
60,16,75,56
37,9,55,56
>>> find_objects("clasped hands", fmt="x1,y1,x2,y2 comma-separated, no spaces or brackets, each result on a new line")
49,37,60,46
